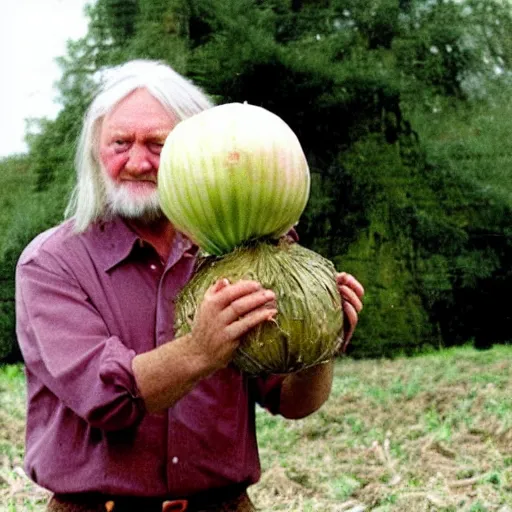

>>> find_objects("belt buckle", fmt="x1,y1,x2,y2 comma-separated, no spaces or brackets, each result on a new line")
162,499,188,512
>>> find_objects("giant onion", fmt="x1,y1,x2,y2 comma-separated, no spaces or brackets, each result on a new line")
159,103,310,255
159,103,343,375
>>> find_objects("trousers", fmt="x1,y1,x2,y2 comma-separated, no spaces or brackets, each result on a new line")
46,487,256,512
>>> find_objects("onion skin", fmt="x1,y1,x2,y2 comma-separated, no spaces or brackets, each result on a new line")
174,239,343,376
158,103,311,256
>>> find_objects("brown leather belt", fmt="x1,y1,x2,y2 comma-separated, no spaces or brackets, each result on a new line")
47,484,255,512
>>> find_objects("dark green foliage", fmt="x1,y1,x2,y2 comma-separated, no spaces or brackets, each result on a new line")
394,1,480,98
104,0,139,42
0,181,72,360
178,0,512,357
0,153,72,359
0,111,80,359
1,0,511,361
0,156,32,360
406,99,512,351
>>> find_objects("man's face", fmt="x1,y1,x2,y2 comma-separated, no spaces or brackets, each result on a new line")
98,88,178,220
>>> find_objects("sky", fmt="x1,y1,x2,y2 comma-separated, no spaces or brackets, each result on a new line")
0,0,89,158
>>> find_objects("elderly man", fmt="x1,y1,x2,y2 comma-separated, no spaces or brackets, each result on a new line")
16,60,364,512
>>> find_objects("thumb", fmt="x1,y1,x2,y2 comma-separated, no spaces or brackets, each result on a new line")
211,278,230,294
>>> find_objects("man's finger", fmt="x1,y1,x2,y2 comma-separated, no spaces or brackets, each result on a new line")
342,301,358,349
339,285,363,313
225,307,278,340
222,289,276,324
337,273,365,298
209,280,264,308
209,278,230,294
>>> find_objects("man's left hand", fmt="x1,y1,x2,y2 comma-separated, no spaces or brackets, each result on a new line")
336,272,365,352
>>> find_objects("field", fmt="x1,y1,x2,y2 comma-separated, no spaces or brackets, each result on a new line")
1,345,511,511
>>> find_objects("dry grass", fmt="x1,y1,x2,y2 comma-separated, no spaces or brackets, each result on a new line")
0,365,49,511
1,345,512,511
250,345,512,511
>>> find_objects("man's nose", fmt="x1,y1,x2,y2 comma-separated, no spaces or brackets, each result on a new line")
126,144,153,173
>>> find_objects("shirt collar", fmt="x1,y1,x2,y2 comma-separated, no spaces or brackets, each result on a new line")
87,217,197,272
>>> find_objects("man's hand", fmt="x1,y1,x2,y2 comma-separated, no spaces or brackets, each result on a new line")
188,278,277,373
133,278,276,412
336,272,365,352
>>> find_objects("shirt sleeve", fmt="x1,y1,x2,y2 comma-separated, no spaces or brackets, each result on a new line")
250,374,286,415
16,252,146,432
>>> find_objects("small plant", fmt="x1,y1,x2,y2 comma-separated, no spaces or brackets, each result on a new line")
330,475,361,501
469,502,489,512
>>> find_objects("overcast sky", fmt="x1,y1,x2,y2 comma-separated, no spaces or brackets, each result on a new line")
0,0,89,158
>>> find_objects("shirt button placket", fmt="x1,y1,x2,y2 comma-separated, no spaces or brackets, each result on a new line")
156,270,176,346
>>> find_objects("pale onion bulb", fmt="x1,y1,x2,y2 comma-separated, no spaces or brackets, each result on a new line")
158,102,310,255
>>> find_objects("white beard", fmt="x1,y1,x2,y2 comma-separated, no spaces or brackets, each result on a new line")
101,171,164,223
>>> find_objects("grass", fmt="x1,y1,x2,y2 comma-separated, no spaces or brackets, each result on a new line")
1,345,512,511
0,365,48,511
249,345,512,511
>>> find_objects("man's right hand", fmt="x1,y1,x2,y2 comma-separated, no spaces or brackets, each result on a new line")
133,279,276,412
188,279,277,373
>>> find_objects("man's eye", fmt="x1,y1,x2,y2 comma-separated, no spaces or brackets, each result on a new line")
149,142,164,155
113,140,129,152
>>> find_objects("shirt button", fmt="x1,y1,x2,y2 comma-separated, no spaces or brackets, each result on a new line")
150,264,157,271
172,456,179,464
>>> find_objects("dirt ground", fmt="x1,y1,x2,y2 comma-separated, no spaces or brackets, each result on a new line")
1,346,512,511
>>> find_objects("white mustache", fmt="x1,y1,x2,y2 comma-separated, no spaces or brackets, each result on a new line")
120,177,157,185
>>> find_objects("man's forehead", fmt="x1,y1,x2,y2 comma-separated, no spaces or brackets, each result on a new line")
102,89,177,125
100,108,177,140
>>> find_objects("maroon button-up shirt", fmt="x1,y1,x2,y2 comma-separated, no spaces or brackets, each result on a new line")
15,217,283,497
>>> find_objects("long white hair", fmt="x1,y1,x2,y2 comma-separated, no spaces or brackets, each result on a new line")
65,59,213,232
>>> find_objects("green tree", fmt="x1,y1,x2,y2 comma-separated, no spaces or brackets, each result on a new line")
2,0,512,361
